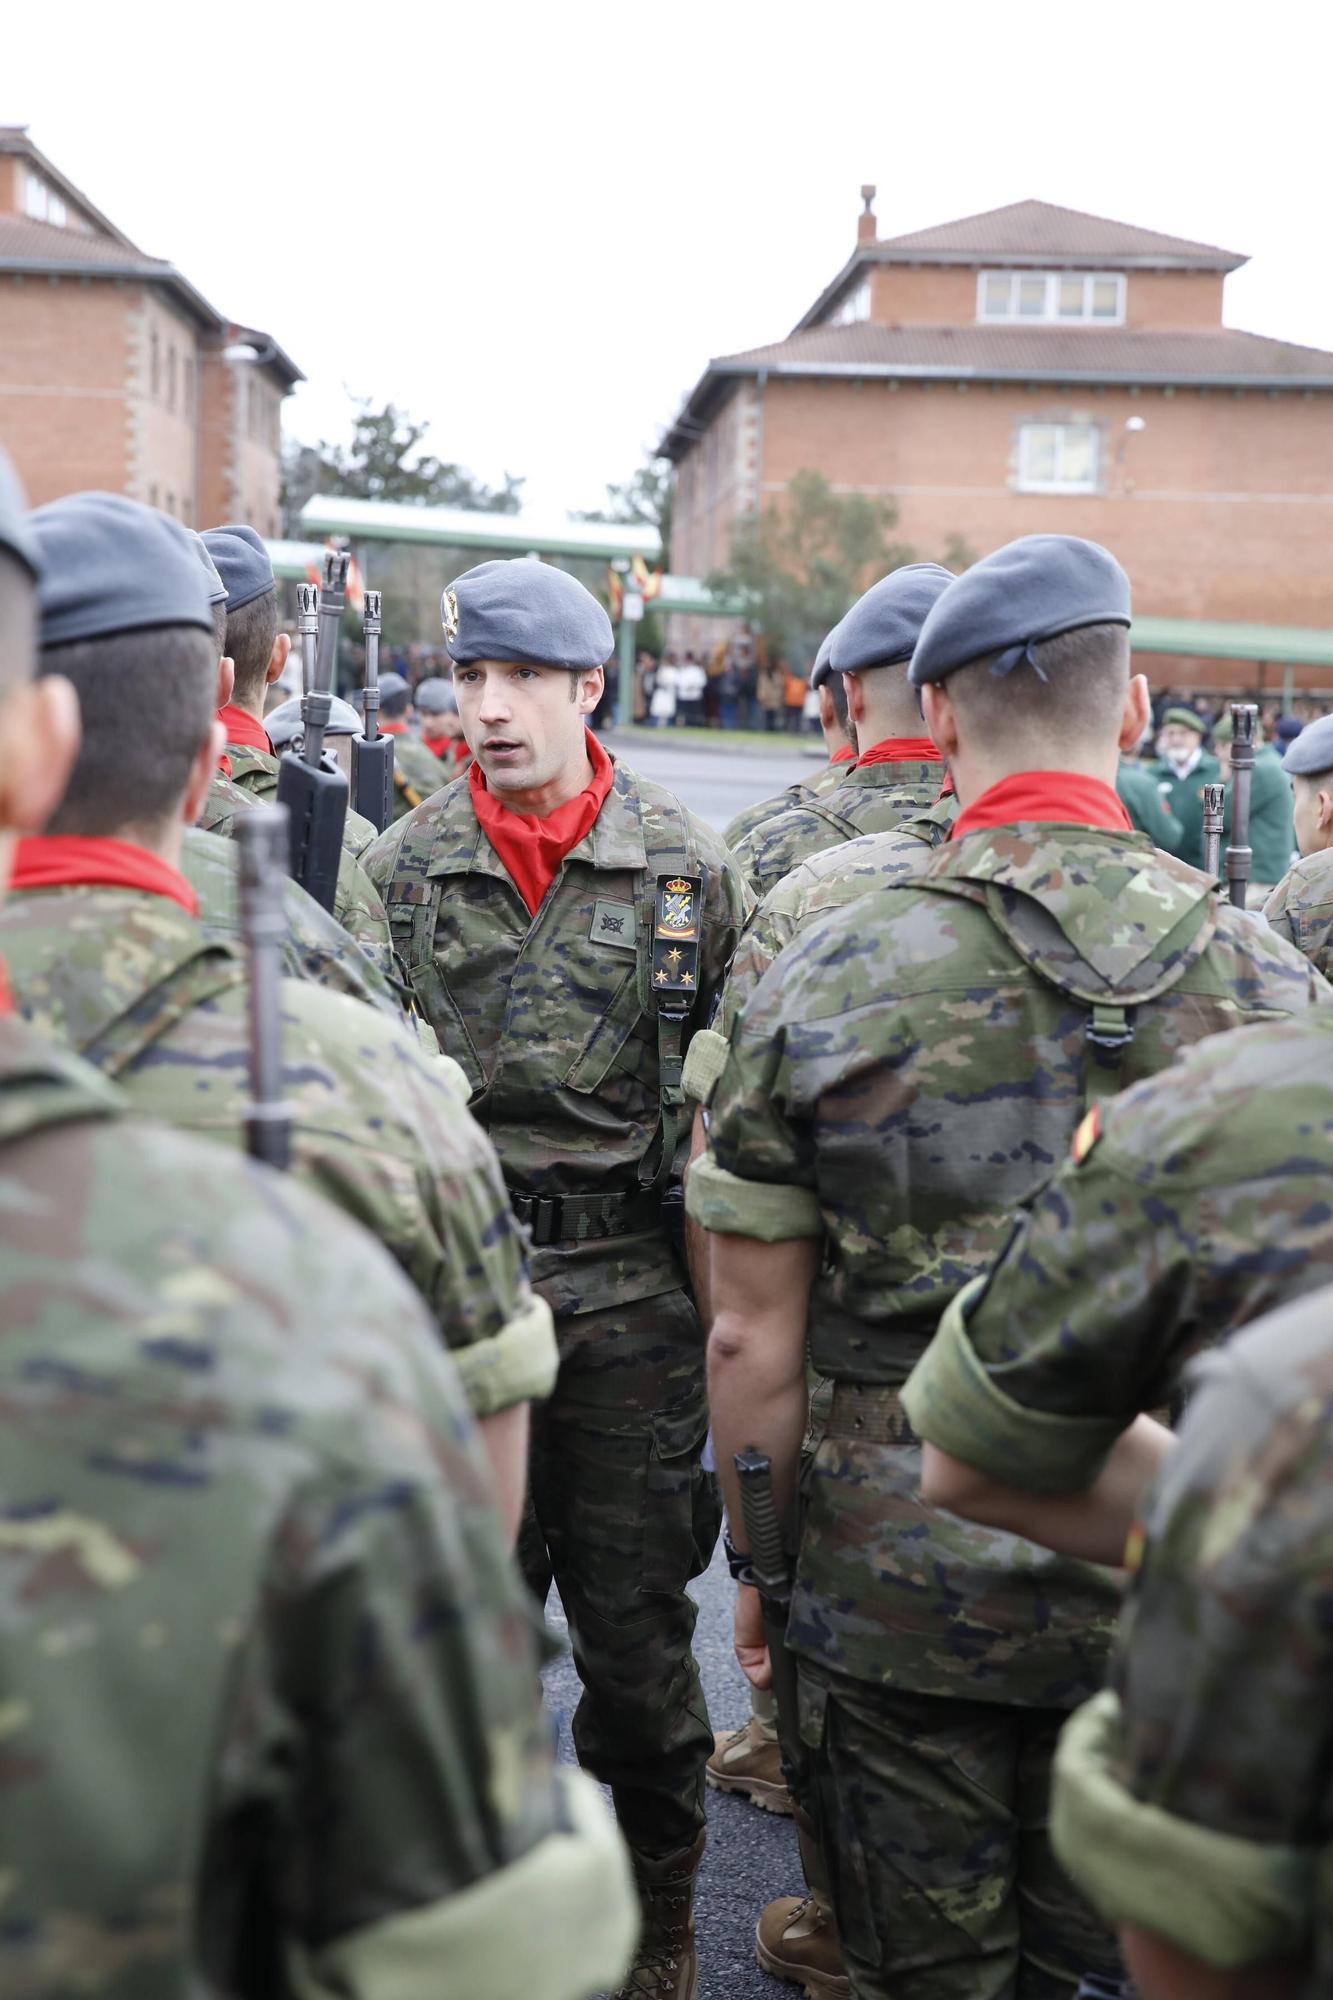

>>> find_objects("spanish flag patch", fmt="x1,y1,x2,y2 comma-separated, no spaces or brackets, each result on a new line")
1071,1105,1102,1165
1122,1520,1146,1575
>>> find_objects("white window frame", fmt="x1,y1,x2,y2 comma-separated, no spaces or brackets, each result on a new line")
977,270,1126,325
1015,422,1102,495
825,278,871,326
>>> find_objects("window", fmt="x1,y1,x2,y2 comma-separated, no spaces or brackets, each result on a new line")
825,278,870,326
183,356,194,415
1016,422,1101,494
22,169,66,227
166,346,177,411
979,270,1125,324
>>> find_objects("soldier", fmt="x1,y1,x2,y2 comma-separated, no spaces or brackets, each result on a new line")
1145,705,1220,867
363,555,751,2000
1213,708,1296,900
1114,746,1185,852
378,666,456,814
1050,1286,1333,1996
416,671,471,768
0,457,637,2000
1263,709,1333,977
9,493,557,1536
720,629,856,854
687,534,1326,2000
726,565,953,899
199,523,394,974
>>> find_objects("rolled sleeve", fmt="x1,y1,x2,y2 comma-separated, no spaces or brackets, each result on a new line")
681,1027,730,1109
451,1292,558,1417
686,1154,824,1241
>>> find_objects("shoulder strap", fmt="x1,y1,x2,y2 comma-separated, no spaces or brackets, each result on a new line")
636,789,703,1198
80,947,251,1081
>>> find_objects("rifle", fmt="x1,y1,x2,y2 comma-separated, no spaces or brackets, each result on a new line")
276,550,350,911
235,804,294,1171
297,581,318,694
1201,782,1225,879
1224,702,1257,909
351,587,395,833
733,1450,803,1783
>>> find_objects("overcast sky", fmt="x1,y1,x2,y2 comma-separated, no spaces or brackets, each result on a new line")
8,1,1332,517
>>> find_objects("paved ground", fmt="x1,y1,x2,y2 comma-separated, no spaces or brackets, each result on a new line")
542,1545,803,1999
600,725,819,833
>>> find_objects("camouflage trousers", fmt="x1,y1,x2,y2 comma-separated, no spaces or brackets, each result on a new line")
519,1286,720,1858
797,1662,1122,2000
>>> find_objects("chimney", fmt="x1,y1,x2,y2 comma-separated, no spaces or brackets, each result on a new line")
857,184,877,245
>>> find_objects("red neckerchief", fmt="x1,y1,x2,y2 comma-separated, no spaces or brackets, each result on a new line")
11,835,200,917
217,703,273,756
856,736,943,768
829,744,855,766
380,718,408,736
0,960,12,1016
421,731,452,759
218,751,234,780
451,739,472,767
952,772,1134,842
469,730,615,917
938,772,956,800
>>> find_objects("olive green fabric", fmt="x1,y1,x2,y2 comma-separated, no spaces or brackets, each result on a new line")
389,731,451,818
722,753,852,853
1143,747,1222,868
1264,845,1333,980
1115,757,1184,854
727,754,945,901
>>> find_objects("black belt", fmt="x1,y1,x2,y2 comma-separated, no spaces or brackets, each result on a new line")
825,1381,917,1447
510,1187,660,1247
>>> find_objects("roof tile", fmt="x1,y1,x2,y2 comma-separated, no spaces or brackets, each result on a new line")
869,199,1244,270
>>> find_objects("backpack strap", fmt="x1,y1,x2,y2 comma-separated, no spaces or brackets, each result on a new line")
79,947,251,1081
635,790,703,1200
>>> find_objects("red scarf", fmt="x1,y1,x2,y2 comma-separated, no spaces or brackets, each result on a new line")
380,718,408,736
217,703,273,756
0,961,12,1016
11,836,200,917
952,772,1134,842
470,730,615,916
857,736,943,769
421,731,452,759
829,743,856,766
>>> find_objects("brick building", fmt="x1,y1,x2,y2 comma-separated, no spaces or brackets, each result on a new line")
0,128,301,531
664,194,1333,687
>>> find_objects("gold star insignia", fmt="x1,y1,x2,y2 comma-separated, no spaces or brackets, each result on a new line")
681,971,694,986
666,947,683,964
654,969,668,984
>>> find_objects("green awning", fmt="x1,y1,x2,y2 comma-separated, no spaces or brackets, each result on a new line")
1132,617,1333,667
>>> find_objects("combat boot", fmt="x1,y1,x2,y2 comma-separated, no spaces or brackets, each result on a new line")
755,1894,850,1999
613,1831,705,1999
705,1715,792,1815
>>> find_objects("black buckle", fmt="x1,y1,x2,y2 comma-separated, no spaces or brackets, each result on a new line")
1084,1009,1135,1064
512,1192,562,1246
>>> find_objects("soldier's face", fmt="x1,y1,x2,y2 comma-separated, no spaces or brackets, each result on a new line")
1159,724,1200,760
453,659,602,797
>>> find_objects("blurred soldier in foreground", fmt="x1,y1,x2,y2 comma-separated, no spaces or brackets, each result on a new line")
0,459,636,2000
721,630,857,854
365,557,750,2000
689,535,1324,2000
726,565,952,899
1051,1288,1333,1997
1264,709,1333,979
6,493,556,1534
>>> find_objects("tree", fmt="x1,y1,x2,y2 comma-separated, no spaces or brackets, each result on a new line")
281,398,524,532
707,470,915,665
576,454,673,572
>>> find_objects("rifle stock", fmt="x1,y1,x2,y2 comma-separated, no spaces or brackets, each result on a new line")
351,586,394,832
276,550,350,910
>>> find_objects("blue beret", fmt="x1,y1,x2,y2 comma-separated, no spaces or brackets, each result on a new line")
202,523,274,611
810,628,837,690
1274,714,1304,748
415,675,457,714
0,450,39,580
908,535,1131,688
377,671,411,703
442,557,613,669
1282,713,1333,778
187,531,228,605
31,492,213,646
830,564,954,674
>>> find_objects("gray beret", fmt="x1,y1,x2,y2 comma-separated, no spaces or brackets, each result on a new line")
0,450,39,579
830,564,955,674
442,557,613,669
1282,713,1333,778
31,491,213,646
1274,714,1304,748
266,692,362,748
378,670,410,701
202,523,275,611
908,535,1131,688
810,629,837,690
187,531,228,605
415,675,457,714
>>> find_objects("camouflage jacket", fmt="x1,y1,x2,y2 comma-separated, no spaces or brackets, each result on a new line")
1264,845,1333,981
689,822,1328,1701
1052,1287,1333,1978
389,730,451,818
722,751,854,852
0,1013,635,2000
1,882,557,1420
182,824,404,1020
905,999,1333,1503
364,758,751,1318
728,753,945,900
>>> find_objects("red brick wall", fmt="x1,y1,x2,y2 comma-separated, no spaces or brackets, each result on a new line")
864,264,1225,329
0,275,132,501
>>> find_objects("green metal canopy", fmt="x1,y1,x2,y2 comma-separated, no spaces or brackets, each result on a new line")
299,494,661,564
1132,616,1333,667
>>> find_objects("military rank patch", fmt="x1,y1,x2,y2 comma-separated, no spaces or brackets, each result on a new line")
1071,1105,1102,1165
590,899,637,950
652,873,704,1012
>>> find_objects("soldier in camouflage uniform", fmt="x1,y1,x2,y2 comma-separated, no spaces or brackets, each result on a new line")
688,535,1327,2000
721,630,857,855
363,556,751,2000
725,566,953,900
0,454,637,2000
1050,1287,1333,1996
378,667,455,815
1264,710,1333,980
12,493,557,1536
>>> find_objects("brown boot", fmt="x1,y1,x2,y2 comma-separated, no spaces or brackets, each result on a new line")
755,1894,850,1999
613,1832,705,1999
705,1717,793,1815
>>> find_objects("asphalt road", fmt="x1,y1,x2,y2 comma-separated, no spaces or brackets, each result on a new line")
601,726,819,833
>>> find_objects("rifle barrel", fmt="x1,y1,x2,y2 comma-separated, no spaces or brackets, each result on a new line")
235,805,294,1171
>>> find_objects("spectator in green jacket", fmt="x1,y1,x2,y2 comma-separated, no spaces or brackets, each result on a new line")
1144,707,1219,868
1116,754,1185,853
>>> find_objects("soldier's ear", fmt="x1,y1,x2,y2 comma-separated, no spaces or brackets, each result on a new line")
267,631,292,684
576,667,603,717
1319,788,1333,834
919,683,957,762
1119,674,1152,753
0,675,81,838
216,655,235,710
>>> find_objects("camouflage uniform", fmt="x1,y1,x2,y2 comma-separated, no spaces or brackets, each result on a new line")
388,729,451,818
904,999,1333,1496
1264,844,1333,981
722,753,855,853
1051,1287,1333,1987
0,1011,636,2000
364,758,751,1859
689,820,1327,1999
727,753,945,901
1,878,557,1423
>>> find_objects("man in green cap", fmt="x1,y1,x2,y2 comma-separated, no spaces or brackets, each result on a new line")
1145,706,1220,867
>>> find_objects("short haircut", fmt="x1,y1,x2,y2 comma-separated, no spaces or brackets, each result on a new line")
225,586,278,705
942,622,1130,753
210,600,228,659
39,624,215,836
0,549,37,697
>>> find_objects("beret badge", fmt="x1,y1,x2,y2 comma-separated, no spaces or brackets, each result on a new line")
442,589,460,645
